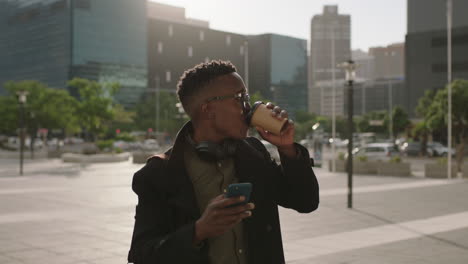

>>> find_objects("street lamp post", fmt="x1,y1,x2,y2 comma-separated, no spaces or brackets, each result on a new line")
16,91,28,176
155,76,160,134
447,0,453,179
331,22,337,173
339,60,356,209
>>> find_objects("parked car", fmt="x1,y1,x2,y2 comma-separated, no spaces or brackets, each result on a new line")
427,142,455,157
401,142,422,156
352,143,400,161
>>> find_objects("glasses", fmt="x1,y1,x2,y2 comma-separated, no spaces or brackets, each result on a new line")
206,92,251,110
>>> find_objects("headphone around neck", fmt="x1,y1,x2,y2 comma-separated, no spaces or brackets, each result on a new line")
186,134,238,162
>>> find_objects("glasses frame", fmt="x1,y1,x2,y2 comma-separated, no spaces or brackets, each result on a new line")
205,92,250,109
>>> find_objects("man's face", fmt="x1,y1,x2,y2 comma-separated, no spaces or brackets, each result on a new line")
203,72,250,140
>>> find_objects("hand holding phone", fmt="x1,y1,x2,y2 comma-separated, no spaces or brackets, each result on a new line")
224,183,252,207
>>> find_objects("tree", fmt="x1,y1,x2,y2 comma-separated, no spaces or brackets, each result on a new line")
68,78,119,141
134,90,188,137
425,80,468,172
293,110,316,140
390,106,410,139
1,80,79,156
415,90,436,155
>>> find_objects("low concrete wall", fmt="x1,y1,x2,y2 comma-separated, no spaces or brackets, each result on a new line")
328,159,346,172
0,150,48,159
377,163,411,177
328,160,378,174
425,163,457,178
132,152,155,164
62,152,131,163
463,163,468,179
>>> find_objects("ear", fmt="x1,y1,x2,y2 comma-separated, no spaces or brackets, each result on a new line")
200,103,216,120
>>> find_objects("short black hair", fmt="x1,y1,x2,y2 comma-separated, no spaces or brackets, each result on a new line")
177,60,237,118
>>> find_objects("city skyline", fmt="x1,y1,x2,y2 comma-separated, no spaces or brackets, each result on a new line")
151,0,407,51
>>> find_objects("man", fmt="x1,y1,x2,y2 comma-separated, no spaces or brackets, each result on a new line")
128,60,319,264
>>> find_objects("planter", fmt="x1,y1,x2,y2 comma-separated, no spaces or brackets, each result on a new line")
328,159,346,172
132,152,158,164
425,163,457,178
463,163,468,179
377,163,411,177
328,159,378,174
353,161,379,174
62,152,131,163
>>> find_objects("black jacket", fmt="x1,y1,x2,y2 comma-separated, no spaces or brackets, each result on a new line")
128,123,319,264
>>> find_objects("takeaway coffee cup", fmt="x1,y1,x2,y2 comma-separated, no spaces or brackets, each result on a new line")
246,101,288,136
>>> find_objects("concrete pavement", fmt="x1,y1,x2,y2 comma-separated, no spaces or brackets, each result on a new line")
0,158,468,263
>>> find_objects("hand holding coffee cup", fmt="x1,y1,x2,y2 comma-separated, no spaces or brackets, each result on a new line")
246,101,296,156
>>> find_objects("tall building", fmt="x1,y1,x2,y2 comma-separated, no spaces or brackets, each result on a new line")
248,34,308,119
351,46,408,116
0,0,148,107
147,1,209,28
406,0,468,116
352,49,374,81
147,15,247,92
309,5,351,116
369,43,405,80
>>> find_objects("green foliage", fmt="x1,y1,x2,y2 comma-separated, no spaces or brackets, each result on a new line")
338,152,345,160
1,80,80,135
357,155,368,162
96,139,114,151
437,157,448,165
391,106,410,137
115,132,136,142
416,90,436,118
0,96,19,134
390,156,402,163
424,79,468,172
134,90,188,137
114,147,123,154
412,121,429,139
249,91,273,105
295,110,316,123
68,78,120,139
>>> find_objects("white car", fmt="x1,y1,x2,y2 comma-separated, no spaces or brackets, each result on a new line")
428,142,455,157
353,143,400,161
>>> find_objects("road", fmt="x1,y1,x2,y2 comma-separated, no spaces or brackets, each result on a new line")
0,158,468,263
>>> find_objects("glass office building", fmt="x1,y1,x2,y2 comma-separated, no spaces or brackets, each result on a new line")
0,0,147,107
248,34,308,118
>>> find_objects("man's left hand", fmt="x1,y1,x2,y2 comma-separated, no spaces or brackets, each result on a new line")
255,102,296,158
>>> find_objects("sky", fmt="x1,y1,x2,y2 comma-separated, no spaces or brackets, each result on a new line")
150,0,407,52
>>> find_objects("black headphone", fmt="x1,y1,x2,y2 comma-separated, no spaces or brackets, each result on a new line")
186,135,238,162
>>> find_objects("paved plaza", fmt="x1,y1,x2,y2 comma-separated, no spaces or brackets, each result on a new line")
0,158,468,263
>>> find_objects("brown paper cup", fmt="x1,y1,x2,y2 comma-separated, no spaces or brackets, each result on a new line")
250,104,288,135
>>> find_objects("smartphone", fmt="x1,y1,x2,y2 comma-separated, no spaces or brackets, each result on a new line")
224,183,252,207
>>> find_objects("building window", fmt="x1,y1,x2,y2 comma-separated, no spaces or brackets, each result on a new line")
168,25,173,37
226,35,231,46
75,0,91,9
50,0,66,13
157,42,163,54
200,31,205,41
188,46,193,57
166,71,171,82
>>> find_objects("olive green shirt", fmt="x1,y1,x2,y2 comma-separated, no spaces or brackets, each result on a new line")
184,142,248,264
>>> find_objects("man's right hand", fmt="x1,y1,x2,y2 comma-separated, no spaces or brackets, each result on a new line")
193,194,255,245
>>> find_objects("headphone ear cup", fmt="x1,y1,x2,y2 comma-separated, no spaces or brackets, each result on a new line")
222,139,238,157
192,139,238,162
196,142,223,161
